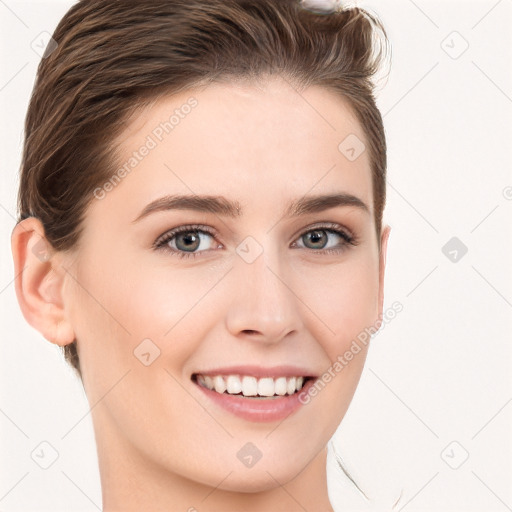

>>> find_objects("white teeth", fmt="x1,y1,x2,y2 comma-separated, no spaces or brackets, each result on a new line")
274,377,287,396
196,374,308,397
286,377,297,395
204,375,214,390
258,377,275,397
241,376,258,396
226,375,242,394
213,375,226,393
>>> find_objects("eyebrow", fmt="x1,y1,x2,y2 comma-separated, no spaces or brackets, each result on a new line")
132,192,369,223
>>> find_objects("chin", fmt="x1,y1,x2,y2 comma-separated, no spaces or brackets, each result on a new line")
211,469,296,494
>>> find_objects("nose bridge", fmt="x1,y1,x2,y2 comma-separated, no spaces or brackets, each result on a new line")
225,235,301,342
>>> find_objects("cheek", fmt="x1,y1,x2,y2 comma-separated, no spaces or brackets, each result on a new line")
301,255,379,357
70,254,221,383
296,257,378,424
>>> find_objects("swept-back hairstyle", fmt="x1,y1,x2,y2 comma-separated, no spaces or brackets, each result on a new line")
17,0,389,380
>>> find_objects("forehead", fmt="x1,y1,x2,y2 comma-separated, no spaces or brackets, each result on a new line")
101,76,373,220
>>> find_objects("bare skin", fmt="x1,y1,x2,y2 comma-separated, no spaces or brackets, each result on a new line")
12,75,390,511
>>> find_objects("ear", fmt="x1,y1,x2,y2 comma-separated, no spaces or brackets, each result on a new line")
377,224,391,323
11,217,75,347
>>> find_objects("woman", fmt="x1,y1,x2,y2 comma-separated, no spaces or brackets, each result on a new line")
11,0,392,509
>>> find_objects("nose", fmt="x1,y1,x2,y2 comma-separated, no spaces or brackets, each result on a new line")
224,245,303,345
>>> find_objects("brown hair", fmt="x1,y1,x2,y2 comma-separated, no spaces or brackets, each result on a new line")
17,0,389,380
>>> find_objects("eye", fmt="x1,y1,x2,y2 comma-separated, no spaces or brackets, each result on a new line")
154,224,219,259
292,223,357,255
154,222,357,259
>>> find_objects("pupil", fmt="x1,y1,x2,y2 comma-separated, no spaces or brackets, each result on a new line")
308,230,326,248
179,232,199,250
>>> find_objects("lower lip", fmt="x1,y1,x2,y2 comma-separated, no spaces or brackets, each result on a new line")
194,378,316,423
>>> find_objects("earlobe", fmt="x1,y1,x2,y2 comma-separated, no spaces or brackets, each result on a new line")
11,217,76,347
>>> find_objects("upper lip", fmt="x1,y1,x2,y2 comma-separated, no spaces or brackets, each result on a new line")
191,365,318,379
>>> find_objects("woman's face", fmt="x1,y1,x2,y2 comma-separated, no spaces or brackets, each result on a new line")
61,76,389,492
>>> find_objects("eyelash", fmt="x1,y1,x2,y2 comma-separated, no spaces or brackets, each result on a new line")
153,223,358,260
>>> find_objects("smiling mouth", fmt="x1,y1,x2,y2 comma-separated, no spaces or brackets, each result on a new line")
192,373,314,399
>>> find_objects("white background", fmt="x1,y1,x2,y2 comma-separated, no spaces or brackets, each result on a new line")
1,0,511,510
